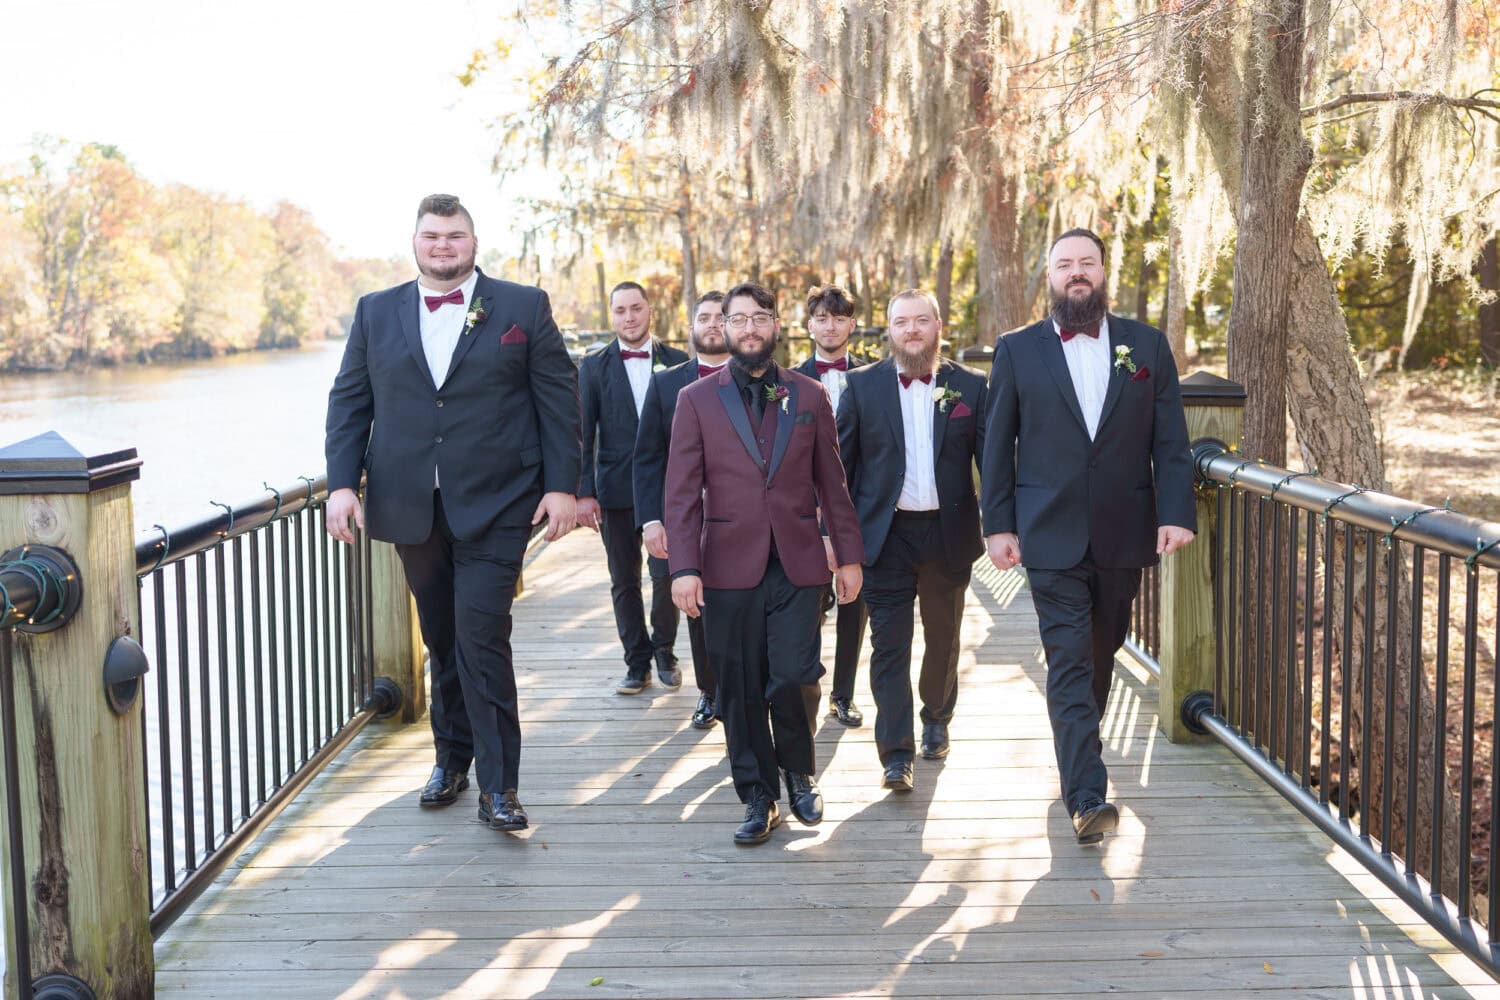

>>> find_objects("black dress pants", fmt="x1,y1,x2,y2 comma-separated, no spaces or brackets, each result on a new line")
396,491,527,793
864,512,970,765
600,506,678,677
1025,551,1141,815
704,556,825,802
819,590,868,702
687,612,715,695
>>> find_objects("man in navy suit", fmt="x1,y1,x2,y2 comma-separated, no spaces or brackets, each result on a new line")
981,228,1195,845
793,285,875,729
576,282,690,695
837,290,987,792
325,194,580,833
634,291,729,728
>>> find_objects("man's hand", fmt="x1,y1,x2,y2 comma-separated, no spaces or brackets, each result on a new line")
533,492,578,542
823,537,838,573
325,488,364,544
644,522,669,560
835,563,862,604
575,497,601,532
987,532,1021,570
672,575,705,618
1157,525,1196,556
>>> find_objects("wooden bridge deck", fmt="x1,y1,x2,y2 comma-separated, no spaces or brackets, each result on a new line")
155,530,1496,998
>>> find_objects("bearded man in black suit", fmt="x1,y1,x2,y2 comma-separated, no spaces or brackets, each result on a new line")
325,194,580,833
981,228,1195,845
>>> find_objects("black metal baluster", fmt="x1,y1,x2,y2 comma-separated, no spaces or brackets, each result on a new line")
293,511,309,764
1339,524,1355,825
1406,546,1426,871
215,543,232,841
1213,487,1226,714
362,529,375,703
1270,502,1284,765
1432,552,1452,895
1234,490,1248,735
264,526,282,790
233,536,250,822
195,552,214,853
320,507,335,736
1360,531,1376,841
1301,510,1316,791
153,571,175,893
1320,515,1335,807
1284,504,1298,775
174,561,196,873
1457,563,1479,920
1489,571,1500,940
250,531,269,804
1380,538,1399,855
138,580,154,903
303,505,321,750
280,519,296,770
1250,498,1267,747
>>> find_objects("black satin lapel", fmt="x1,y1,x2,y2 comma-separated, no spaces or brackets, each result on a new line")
717,380,766,472
1096,320,1132,432
397,285,435,391
766,376,797,484
1035,329,1089,436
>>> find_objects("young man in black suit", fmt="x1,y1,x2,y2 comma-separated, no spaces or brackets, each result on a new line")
837,289,987,792
981,228,1195,845
576,282,690,695
634,290,730,728
325,194,580,832
793,285,874,728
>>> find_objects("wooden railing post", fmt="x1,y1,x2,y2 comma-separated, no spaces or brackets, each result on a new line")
1158,373,1245,743
367,540,425,724
0,432,153,997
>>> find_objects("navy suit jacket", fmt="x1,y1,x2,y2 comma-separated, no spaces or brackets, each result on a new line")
979,315,1195,570
837,357,987,567
324,269,581,545
632,359,704,529
578,339,689,509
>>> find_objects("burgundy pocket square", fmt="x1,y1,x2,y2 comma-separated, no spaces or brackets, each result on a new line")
949,401,972,418
500,325,527,345
1131,366,1151,382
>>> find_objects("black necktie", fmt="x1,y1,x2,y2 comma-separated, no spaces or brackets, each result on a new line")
745,377,767,420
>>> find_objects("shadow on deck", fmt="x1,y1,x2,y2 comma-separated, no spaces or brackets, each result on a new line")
154,531,1496,998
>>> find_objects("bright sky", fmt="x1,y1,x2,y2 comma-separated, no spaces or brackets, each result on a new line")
0,0,539,259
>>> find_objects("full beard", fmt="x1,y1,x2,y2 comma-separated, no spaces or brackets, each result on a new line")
729,333,776,371
1049,281,1108,330
890,338,939,376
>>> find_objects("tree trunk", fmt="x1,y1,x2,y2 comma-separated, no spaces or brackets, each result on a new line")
595,260,608,329
935,237,955,327
902,253,918,289
975,170,1030,345
1164,214,1188,361
1396,260,1430,371
677,161,698,335
1477,235,1499,367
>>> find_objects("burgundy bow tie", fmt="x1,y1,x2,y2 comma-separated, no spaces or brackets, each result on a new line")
423,288,465,312
1059,323,1101,342
620,349,650,360
898,372,933,389
697,364,723,378
815,356,848,375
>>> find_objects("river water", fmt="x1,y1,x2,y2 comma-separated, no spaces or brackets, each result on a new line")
0,339,347,531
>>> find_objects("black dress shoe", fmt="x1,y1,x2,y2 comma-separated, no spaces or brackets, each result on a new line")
418,766,469,807
615,672,649,695
783,770,824,825
828,696,864,727
920,723,950,760
734,793,781,845
479,789,528,831
1073,798,1119,845
654,653,683,689
691,692,718,729
882,759,915,792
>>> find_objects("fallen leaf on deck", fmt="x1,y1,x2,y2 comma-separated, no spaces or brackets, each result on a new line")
1089,889,1101,901
1139,951,1163,958
590,977,604,987
1263,962,1274,974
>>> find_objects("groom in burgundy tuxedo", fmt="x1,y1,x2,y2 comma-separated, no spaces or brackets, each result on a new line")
665,281,864,845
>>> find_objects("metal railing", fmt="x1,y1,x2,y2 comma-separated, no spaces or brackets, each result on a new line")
1181,440,1500,976
1124,562,1161,670
135,476,399,934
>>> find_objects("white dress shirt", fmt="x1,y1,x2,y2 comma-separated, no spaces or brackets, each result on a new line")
816,353,851,412
1054,315,1112,439
417,269,480,486
896,369,940,511
618,341,654,416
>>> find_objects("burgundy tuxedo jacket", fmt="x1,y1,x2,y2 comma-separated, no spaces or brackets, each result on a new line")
664,365,863,590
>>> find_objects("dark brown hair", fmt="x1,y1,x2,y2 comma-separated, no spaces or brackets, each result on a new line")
415,194,474,232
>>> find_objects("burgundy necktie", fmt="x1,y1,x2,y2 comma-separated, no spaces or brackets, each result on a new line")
423,289,464,312
620,349,650,360
697,364,723,378
1059,323,1101,342
898,372,933,389
815,356,848,375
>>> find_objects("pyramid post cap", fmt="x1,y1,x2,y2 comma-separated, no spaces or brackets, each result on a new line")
0,431,141,495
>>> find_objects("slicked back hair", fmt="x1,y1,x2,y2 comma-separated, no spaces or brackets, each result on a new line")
415,194,474,232
1050,227,1107,261
722,281,777,315
806,285,857,318
611,280,649,305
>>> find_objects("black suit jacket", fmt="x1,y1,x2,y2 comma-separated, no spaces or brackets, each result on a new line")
632,359,704,529
837,357,987,567
578,339,689,509
324,269,580,545
980,315,1195,570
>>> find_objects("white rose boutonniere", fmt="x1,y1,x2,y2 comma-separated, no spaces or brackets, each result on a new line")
1113,344,1137,375
463,296,487,335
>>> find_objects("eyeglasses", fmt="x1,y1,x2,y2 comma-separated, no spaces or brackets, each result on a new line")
725,312,776,330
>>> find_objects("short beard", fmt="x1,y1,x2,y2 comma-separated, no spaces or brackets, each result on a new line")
691,329,727,356
729,333,776,372
1049,281,1108,330
416,254,476,285
890,339,939,376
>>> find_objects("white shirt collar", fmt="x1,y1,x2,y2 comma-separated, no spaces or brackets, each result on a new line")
1051,314,1110,342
